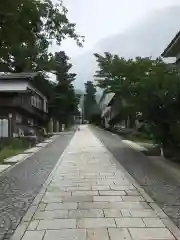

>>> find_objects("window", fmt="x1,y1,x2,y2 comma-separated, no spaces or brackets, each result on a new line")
16,114,22,123
35,96,38,107
31,93,45,110
31,95,39,108
31,96,35,106
38,97,40,108
44,100,47,112
39,99,42,109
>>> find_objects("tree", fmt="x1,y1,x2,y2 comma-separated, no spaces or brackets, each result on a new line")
0,0,83,127
0,0,84,72
83,81,98,121
49,51,79,126
94,52,180,157
94,53,138,127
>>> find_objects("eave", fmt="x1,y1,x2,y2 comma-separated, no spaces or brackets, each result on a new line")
162,31,180,57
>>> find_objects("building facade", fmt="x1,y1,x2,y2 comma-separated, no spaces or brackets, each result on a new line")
99,92,123,128
99,92,137,130
0,73,48,137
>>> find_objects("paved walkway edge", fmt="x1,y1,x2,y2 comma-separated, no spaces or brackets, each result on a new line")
11,127,180,240
10,132,77,240
122,140,148,152
97,135,180,240
0,136,58,177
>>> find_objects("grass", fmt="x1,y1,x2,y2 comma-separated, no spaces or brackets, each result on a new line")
0,138,29,163
125,133,154,144
0,147,25,163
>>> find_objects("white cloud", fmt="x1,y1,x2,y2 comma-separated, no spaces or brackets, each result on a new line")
51,0,180,57
51,1,180,90
71,6,180,89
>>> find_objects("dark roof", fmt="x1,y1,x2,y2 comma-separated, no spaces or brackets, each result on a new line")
0,72,39,80
162,31,180,57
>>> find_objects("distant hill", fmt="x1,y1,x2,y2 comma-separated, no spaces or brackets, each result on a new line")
75,89,84,95
75,88,101,104
72,6,180,90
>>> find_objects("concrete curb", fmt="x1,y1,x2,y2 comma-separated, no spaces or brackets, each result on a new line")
122,139,148,152
10,131,77,240
0,164,11,174
94,125,161,156
0,135,59,177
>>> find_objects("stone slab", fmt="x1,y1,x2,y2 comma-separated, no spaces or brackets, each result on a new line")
122,140,147,151
87,229,109,240
142,218,165,227
77,218,116,228
46,203,78,210
4,154,30,164
24,147,41,153
0,164,11,173
43,229,86,240
35,143,49,147
37,219,76,230
129,228,175,240
115,217,145,227
108,228,132,240
43,139,54,143
69,209,104,218
34,210,68,220
21,231,45,240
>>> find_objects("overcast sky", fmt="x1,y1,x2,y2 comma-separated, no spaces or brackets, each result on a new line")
51,0,180,57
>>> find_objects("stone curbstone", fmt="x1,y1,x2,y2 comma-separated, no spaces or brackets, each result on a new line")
0,136,58,177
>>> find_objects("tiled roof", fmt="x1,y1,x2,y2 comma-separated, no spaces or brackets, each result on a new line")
0,72,39,80
162,31,180,57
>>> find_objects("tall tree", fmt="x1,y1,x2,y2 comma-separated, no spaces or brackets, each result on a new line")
83,81,97,120
0,0,83,124
94,52,180,156
0,0,84,72
49,51,79,126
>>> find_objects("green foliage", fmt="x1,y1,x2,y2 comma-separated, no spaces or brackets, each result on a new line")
49,51,80,125
0,0,84,72
83,81,98,120
0,0,82,126
94,52,180,150
0,148,22,163
0,138,29,163
89,113,101,126
0,138,29,149
125,133,154,144
32,73,56,101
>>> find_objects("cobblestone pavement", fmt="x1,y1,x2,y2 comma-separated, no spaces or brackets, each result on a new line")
0,131,74,240
91,126,180,229
11,125,180,240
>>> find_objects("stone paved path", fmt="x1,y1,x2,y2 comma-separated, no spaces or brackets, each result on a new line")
0,131,74,240
91,125,180,229
11,126,180,240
